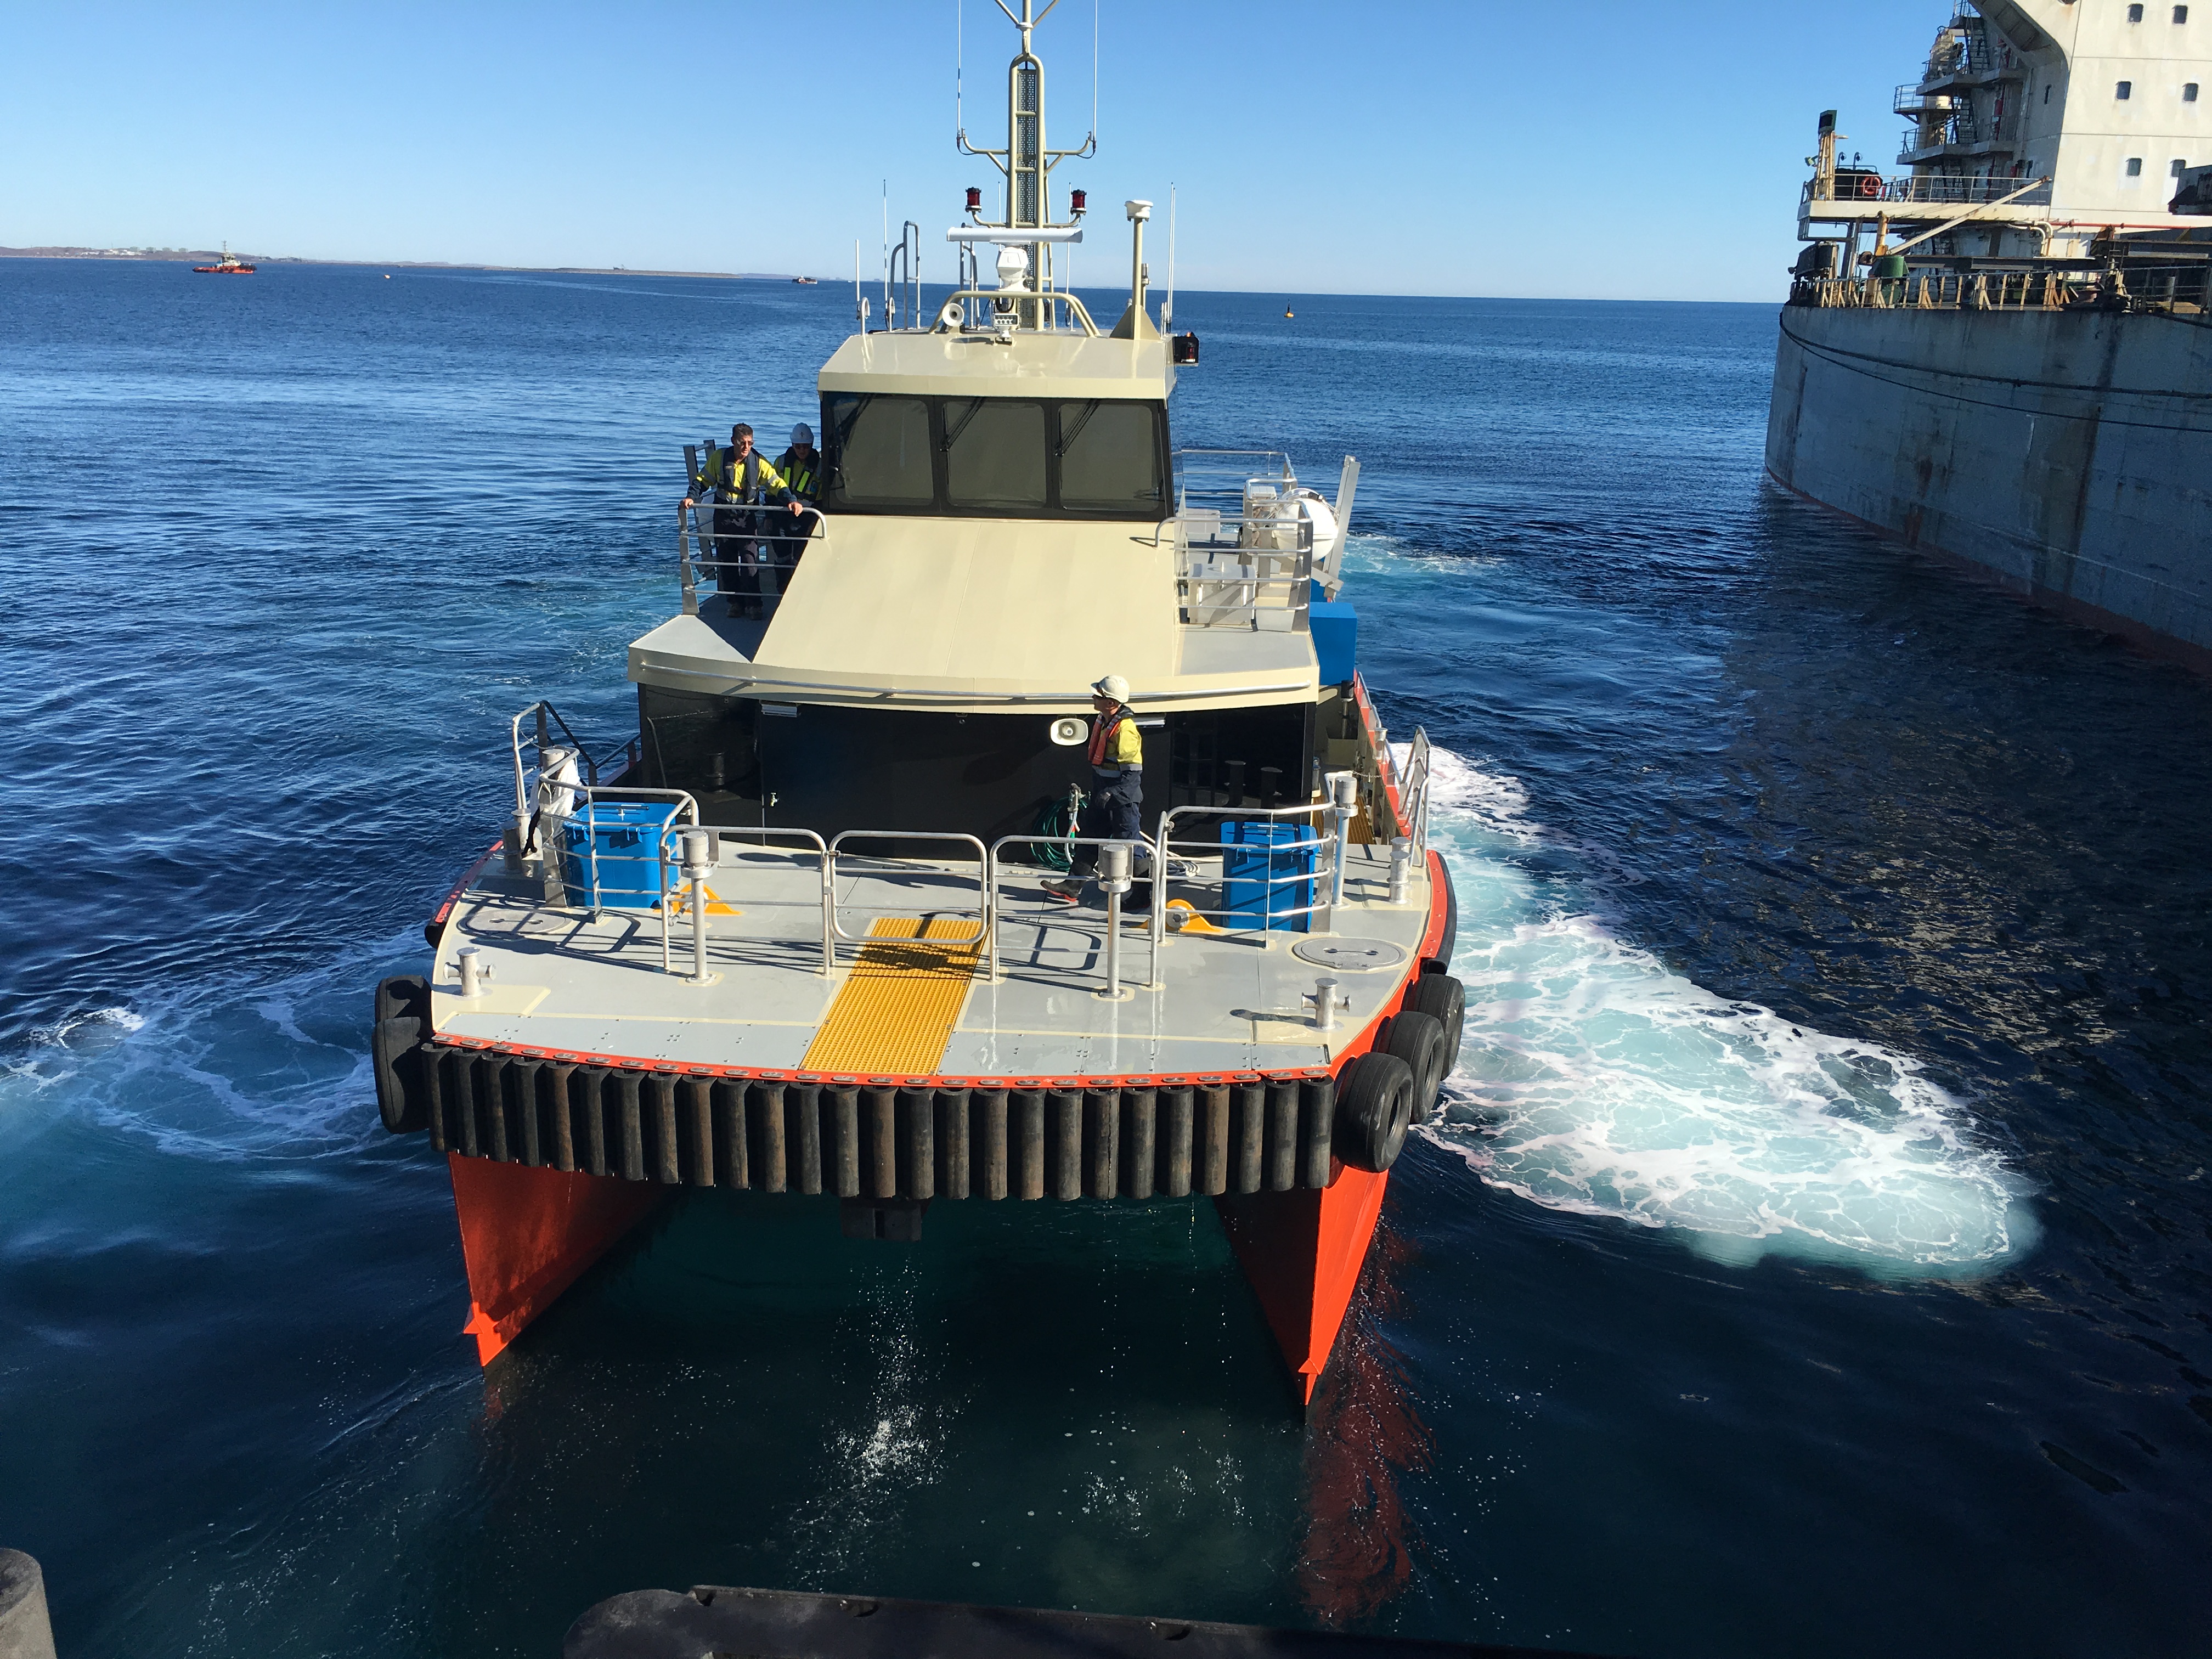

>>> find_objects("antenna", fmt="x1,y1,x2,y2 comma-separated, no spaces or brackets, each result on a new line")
951,0,1096,330
956,0,964,144
1164,184,1175,333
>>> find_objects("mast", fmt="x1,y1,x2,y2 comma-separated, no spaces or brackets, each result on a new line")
957,0,1093,328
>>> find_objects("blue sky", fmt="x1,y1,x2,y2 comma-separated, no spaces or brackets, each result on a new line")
1,0,1951,301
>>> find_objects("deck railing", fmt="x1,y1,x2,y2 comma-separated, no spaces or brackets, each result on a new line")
1795,264,2210,314
676,501,827,618
1803,175,2051,209
491,699,1439,1000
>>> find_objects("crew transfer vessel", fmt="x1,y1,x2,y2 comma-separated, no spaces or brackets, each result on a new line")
367,1,1462,1407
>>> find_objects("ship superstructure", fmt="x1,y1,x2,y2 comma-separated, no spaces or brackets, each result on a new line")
368,2,1463,1407
1769,1,2212,667
1801,0,2212,267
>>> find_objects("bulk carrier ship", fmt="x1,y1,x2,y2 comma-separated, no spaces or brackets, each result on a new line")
365,1,1462,1409
1767,0,2212,667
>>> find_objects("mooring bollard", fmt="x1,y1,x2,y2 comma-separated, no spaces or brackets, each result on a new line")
0,1550,57,1659
456,945,483,999
680,829,715,985
1388,835,1412,904
1307,974,1344,1033
1327,771,1360,912
1098,841,1133,1000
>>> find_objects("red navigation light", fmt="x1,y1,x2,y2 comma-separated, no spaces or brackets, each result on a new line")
1069,189,1087,214
965,187,983,212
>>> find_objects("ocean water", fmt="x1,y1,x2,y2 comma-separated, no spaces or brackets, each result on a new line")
3,260,2209,1658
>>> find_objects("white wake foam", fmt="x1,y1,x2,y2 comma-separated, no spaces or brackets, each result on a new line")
1400,744,2035,1271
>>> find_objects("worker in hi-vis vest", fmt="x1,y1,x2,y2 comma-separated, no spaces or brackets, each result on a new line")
1046,674,1148,901
768,422,823,589
682,423,805,618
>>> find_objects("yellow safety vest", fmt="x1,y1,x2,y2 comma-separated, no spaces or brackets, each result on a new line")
715,450,790,503
776,448,821,501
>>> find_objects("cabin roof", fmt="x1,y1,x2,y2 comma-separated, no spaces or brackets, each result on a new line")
818,329,1173,400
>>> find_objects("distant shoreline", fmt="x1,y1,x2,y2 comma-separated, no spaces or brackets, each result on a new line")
0,247,798,281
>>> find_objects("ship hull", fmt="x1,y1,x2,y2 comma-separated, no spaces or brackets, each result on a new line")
1764,306,2212,671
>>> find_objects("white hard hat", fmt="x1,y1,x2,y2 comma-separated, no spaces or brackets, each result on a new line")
1091,674,1130,702
791,422,813,446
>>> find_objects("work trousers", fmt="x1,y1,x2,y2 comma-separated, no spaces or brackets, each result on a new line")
1084,769,1146,870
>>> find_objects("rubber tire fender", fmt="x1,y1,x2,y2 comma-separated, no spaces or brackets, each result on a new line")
375,974,430,1028
373,1014,428,1134
1405,972,1466,1068
1383,1010,1451,1126
1334,1050,1415,1173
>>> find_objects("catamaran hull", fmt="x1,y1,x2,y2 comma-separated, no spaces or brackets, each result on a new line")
406,850,1454,1402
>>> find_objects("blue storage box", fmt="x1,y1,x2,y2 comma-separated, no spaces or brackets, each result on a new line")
560,800,681,910
1220,819,1315,932
1309,585,1357,686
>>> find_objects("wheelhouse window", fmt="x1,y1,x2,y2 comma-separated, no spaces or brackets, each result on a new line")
1059,400,1164,512
821,394,1169,520
826,395,933,507
944,398,1049,510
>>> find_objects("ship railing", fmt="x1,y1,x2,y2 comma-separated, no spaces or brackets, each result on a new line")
1883,174,2048,207
676,501,827,619
984,834,1167,995
534,785,703,973
1802,264,2210,314
654,825,834,980
1803,176,2051,208
1143,799,1356,955
1393,726,1435,857
1894,84,1959,117
827,828,993,952
933,287,1101,337
505,699,644,875
1172,511,1314,631
1172,449,1295,498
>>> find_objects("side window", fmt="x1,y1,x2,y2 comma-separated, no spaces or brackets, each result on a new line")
826,394,934,506
1058,402,1165,516
944,398,1048,511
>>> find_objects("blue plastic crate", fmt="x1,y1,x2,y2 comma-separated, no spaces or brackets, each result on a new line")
560,800,681,910
1219,819,1315,932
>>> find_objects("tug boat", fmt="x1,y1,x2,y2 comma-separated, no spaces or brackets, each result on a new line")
367,0,1462,1408
191,244,256,274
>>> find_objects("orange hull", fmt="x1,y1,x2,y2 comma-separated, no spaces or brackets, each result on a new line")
447,1154,663,1364
1216,1169,1392,1408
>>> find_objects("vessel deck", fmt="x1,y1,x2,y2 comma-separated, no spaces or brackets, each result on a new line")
432,839,1433,1080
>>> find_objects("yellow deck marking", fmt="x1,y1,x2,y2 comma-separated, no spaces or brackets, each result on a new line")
668,884,742,918
801,916,984,1075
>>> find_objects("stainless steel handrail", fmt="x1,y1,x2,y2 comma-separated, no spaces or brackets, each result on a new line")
984,834,1166,990
653,823,835,979
506,698,637,869
930,288,1100,336
825,830,992,952
679,503,827,618
1148,802,1341,953
536,787,699,965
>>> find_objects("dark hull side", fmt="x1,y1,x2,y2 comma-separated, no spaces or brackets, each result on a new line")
1764,305,2212,673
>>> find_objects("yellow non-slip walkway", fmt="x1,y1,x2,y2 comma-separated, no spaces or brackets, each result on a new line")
800,916,984,1076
